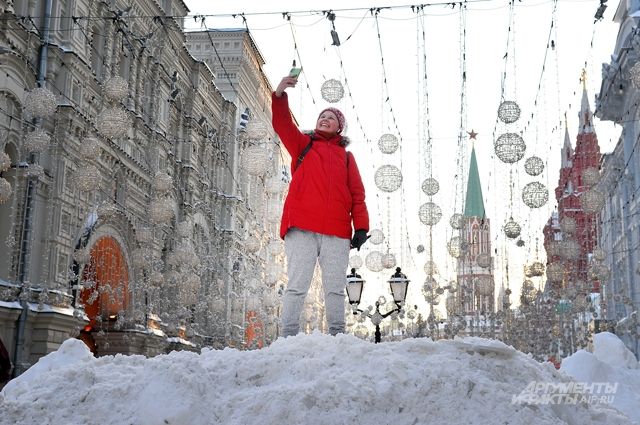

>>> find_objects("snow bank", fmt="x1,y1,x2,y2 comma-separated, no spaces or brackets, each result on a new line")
1,333,633,425
561,332,640,424
593,332,639,369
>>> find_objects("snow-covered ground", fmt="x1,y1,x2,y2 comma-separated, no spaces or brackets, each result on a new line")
561,332,640,424
1,332,637,425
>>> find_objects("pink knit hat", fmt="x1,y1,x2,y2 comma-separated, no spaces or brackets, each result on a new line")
318,107,346,134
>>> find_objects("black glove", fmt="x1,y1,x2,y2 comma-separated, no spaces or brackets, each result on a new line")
350,229,369,251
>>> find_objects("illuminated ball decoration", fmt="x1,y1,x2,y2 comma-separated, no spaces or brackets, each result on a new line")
79,137,101,160
369,229,384,245
24,87,57,117
320,79,344,103
582,167,600,187
241,144,270,176
497,100,521,124
422,276,438,293
349,255,363,270
374,165,402,192
447,280,458,293
149,198,174,224
446,296,456,313
246,121,268,140
560,217,577,235
24,129,51,154
589,262,610,281
73,164,101,192
593,248,605,262
131,248,148,269
494,133,526,164
103,75,129,103
267,240,284,257
560,239,581,260
449,213,463,229
267,198,282,223
265,265,280,286
524,156,544,176
475,276,494,296
26,163,44,179
365,250,384,272
447,236,467,258
381,253,396,269
580,189,605,213
522,182,548,208
529,261,545,277
73,248,91,265
0,177,12,204
546,263,565,283
378,134,399,154
421,177,439,196
476,253,491,269
0,152,10,172
98,203,119,220
416,244,425,253
153,172,173,193
244,235,261,254
418,202,442,226
503,217,521,239
96,107,130,139
265,176,286,194
148,271,165,288
629,61,640,89
423,260,438,276
136,227,153,244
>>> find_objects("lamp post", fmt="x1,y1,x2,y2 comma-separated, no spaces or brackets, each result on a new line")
346,267,410,343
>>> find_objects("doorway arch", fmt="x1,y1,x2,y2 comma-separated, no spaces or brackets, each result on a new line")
80,236,130,328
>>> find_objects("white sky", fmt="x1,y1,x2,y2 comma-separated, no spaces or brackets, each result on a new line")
183,0,622,313
1,331,637,424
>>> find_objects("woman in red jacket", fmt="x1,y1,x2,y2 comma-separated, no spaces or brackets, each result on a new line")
273,74,369,337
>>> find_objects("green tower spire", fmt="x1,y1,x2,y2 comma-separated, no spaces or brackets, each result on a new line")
464,145,485,218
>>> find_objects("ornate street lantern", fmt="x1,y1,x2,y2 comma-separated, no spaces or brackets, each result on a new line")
388,267,410,304
346,268,365,306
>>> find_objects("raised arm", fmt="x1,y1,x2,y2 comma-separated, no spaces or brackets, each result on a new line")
272,76,308,156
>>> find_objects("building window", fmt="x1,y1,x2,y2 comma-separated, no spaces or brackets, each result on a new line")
64,165,74,192
57,251,69,279
71,78,82,105
60,211,71,235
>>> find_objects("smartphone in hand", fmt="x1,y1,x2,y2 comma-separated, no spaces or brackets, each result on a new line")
289,67,302,78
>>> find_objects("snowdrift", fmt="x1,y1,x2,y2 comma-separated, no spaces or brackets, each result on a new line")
1,333,634,425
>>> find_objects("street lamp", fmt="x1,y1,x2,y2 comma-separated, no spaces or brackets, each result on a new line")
346,267,410,343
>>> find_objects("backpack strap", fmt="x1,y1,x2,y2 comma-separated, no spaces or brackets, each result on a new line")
294,136,350,174
294,135,316,173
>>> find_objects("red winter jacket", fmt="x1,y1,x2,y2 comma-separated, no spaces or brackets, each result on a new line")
272,92,369,240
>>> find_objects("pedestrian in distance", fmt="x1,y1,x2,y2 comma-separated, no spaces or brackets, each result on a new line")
272,72,370,337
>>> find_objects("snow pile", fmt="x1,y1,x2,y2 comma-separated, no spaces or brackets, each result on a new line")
1,333,633,425
562,332,640,424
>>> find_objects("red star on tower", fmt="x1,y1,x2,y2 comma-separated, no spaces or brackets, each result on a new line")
467,129,478,140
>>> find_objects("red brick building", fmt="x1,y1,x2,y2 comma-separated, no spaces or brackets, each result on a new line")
543,86,602,293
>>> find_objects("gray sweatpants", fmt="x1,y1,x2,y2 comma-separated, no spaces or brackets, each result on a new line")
281,228,350,336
